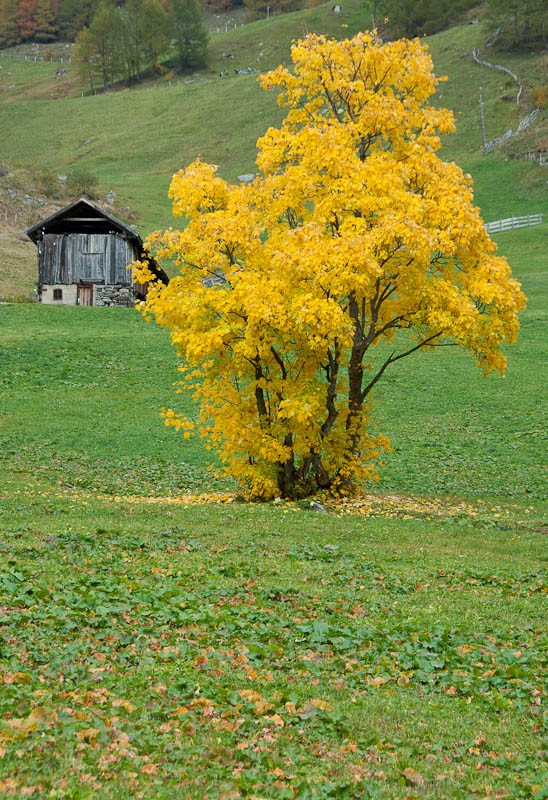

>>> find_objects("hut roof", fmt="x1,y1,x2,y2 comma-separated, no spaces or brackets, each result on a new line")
26,197,143,241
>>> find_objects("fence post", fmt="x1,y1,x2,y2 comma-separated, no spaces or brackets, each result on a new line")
480,88,487,150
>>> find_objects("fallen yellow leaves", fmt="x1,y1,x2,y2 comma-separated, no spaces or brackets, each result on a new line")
265,713,284,727
0,781,40,798
54,486,235,506
239,689,274,715
366,676,388,689
111,698,136,713
2,707,58,738
2,672,32,685
402,767,426,788
173,696,218,718
51,484,510,523
75,727,101,743
331,493,487,521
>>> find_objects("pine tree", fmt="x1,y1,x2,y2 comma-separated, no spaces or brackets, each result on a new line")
0,0,22,47
117,0,169,82
170,0,209,70
34,0,59,42
84,0,120,90
486,0,547,49
58,0,98,41
17,0,38,41
142,0,169,69
383,0,477,38
118,0,145,82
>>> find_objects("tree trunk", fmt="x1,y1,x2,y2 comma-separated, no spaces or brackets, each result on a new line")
277,433,295,497
346,296,366,456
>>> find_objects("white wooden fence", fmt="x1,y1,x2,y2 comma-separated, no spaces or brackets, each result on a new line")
485,213,544,233
0,50,71,63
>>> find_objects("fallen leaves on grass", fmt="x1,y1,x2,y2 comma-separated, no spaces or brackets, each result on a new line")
402,767,426,788
1,497,545,798
50,484,532,526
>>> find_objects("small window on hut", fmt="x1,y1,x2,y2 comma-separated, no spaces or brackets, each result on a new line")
53,289,63,301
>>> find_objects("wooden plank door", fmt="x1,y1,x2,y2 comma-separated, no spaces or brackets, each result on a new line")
77,284,94,306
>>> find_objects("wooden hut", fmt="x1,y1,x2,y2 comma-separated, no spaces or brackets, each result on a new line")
26,197,169,306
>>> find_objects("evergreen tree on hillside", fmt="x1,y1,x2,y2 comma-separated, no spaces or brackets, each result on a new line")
383,0,477,37
170,0,209,70
142,0,170,69
0,0,21,47
34,0,59,42
73,26,96,91
74,0,171,89
116,0,169,81
486,0,547,49
17,0,38,41
118,0,147,81
57,0,98,41
74,0,119,90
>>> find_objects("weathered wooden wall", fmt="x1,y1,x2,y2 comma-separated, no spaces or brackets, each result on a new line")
39,233,135,286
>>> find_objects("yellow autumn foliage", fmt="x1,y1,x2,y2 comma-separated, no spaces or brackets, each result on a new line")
134,32,525,499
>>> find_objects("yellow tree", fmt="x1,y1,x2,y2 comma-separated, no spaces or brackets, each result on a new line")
134,32,525,499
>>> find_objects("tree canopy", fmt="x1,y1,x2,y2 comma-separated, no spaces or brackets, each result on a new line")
134,32,526,500
73,0,207,90
379,0,478,38
486,0,547,50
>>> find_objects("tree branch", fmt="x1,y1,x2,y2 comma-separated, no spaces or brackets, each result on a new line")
270,345,287,380
361,332,444,401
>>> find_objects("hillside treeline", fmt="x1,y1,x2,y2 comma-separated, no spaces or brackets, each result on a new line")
0,0,546,54
0,0,207,51
0,0,95,44
73,0,208,91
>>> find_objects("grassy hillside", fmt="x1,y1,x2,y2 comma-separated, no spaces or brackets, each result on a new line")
0,2,546,299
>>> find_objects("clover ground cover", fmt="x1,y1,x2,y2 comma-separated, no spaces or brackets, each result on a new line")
0,496,546,798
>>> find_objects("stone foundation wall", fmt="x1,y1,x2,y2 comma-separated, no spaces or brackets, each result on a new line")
39,284,136,306
94,285,135,307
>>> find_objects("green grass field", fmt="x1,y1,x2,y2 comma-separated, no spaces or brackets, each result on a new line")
1,219,546,798
1,4,547,797
0,492,545,798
